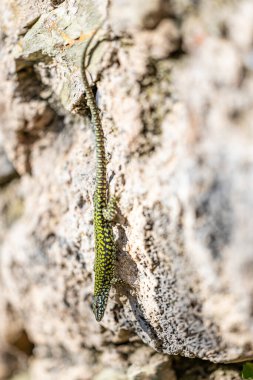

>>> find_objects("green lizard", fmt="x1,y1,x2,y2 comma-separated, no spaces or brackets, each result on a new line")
81,28,117,322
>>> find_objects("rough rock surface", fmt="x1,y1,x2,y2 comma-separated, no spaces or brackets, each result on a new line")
0,0,253,379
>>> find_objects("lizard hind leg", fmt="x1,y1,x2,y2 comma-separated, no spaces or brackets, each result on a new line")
111,276,125,285
103,196,117,221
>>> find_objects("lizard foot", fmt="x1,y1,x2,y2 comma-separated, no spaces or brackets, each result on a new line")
103,196,117,221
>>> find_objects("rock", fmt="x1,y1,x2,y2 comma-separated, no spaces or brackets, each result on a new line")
0,0,252,378
0,134,17,185
0,147,16,185
9,373,30,380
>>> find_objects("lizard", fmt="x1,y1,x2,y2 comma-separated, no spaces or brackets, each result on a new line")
81,26,117,322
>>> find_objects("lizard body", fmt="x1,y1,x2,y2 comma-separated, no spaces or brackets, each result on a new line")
81,31,117,322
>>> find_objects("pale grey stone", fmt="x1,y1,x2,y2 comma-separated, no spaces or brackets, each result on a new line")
0,0,252,379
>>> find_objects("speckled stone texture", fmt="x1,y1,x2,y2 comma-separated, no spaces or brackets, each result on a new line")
0,0,253,379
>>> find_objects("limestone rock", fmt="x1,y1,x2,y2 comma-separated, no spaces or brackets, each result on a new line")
0,140,17,185
0,0,252,378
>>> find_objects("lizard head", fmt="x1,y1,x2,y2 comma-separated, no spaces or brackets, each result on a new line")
92,293,108,322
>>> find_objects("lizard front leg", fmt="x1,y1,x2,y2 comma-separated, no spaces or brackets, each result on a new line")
103,196,117,221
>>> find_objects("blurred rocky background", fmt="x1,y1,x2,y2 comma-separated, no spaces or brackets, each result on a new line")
0,0,253,379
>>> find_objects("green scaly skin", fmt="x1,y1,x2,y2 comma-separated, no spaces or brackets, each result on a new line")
81,37,116,322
